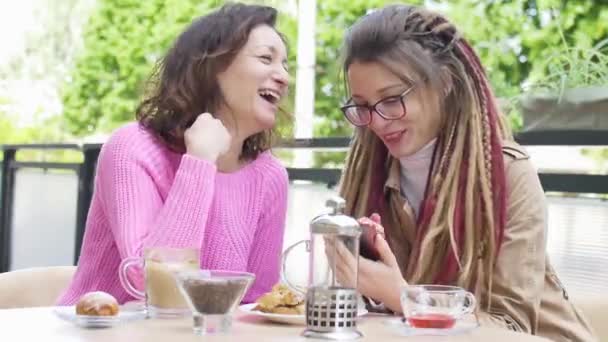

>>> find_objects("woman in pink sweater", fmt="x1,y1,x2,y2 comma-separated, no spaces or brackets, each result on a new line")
57,3,290,305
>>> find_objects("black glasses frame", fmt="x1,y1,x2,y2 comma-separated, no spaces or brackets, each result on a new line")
340,86,415,127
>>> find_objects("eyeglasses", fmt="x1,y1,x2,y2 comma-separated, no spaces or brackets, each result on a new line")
340,86,415,127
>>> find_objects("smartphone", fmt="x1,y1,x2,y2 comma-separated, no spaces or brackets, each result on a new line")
359,222,380,261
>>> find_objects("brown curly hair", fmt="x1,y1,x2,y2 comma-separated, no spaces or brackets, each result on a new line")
136,3,285,160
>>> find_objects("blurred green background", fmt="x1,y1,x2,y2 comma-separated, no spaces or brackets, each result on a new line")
0,0,606,165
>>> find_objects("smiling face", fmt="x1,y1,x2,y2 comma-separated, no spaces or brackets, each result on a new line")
216,24,289,138
346,60,442,158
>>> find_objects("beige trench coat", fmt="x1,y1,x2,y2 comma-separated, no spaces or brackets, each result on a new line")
381,140,597,342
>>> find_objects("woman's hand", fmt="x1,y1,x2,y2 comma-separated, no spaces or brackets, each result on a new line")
358,213,384,260
184,113,231,163
333,214,407,313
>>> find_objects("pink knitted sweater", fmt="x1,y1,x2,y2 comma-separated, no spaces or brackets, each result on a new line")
57,123,288,305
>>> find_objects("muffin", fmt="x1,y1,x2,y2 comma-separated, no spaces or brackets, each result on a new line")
75,291,119,316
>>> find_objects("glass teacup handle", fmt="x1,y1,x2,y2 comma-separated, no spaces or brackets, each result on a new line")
458,292,477,316
118,256,146,300
280,239,310,297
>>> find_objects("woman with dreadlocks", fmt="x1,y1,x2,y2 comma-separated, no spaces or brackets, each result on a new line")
334,4,595,341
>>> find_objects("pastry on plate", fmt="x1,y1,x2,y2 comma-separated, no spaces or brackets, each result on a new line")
254,284,304,315
75,291,119,316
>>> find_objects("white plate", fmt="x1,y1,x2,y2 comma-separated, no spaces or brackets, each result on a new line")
53,305,147,329
239,303,368,325
384,317,479,336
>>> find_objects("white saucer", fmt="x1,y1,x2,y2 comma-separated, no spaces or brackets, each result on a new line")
53,305,147,329
384,317,479,336
239,303,368,325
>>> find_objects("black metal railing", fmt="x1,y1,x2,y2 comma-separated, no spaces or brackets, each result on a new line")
1,129,607,272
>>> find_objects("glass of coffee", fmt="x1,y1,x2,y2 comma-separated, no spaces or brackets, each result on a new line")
119,247,200,318
175,270,255,335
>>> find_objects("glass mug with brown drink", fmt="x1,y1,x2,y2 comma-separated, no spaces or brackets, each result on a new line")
119,247,200,318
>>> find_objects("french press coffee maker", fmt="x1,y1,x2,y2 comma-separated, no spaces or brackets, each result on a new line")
282,197,363,340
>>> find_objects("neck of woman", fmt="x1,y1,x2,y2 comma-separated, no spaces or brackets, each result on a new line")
398,138,437,217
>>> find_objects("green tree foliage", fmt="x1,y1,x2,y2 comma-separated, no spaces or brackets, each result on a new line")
0,0,93,150
0,97,68,145
0,97,20,143
0,96,80,162
62,0,222,135
445,0,608,130
61,0,297,137
311,0,608,137
0,0,90,83
62,0,607,141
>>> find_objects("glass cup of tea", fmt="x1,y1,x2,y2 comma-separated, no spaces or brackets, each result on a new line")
400,285,476,329
175,270,255,335
119,247,200,318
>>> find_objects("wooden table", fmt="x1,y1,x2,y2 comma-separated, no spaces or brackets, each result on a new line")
0,307,551,341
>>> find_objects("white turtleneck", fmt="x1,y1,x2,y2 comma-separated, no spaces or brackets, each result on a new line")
398,138,437,218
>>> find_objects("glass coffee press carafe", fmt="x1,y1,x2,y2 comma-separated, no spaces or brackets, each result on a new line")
281,197,363,340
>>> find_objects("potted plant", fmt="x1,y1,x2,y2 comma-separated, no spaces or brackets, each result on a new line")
519,38,608,131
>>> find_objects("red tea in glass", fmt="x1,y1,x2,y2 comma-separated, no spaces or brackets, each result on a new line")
407,313,456,329
400,285,476,330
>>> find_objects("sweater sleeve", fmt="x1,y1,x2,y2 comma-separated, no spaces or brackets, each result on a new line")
243,163,289,302
96,132,217,258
